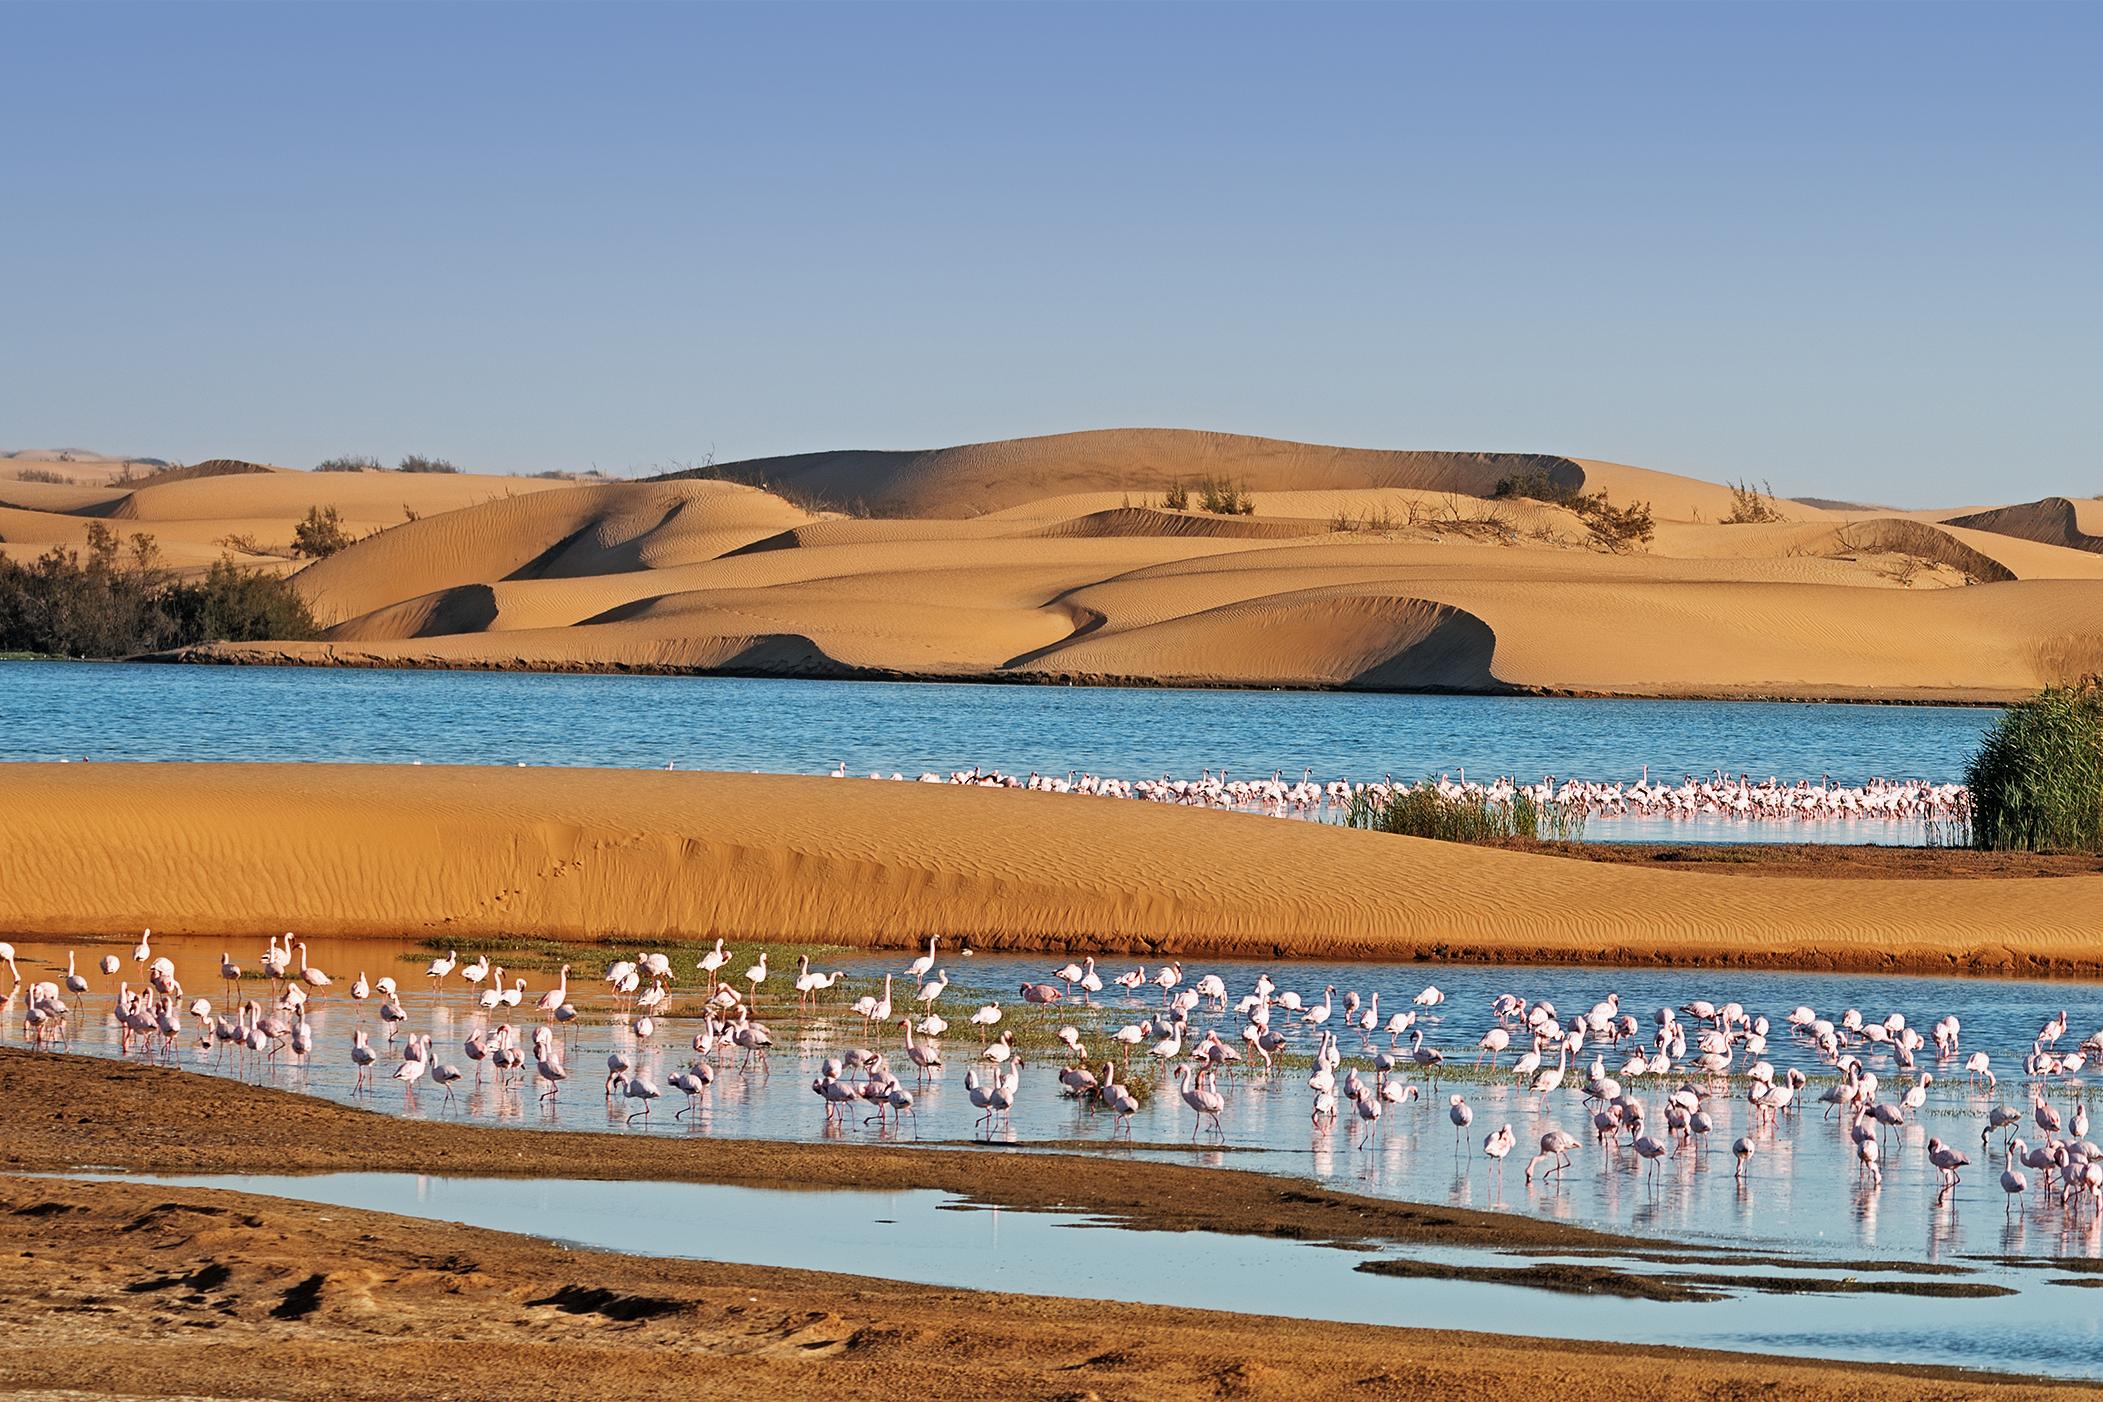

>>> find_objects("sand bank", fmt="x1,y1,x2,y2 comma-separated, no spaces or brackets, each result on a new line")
3,763,2101,974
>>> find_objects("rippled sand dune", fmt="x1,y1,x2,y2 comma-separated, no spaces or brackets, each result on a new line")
13,431,2103,699
2,763,2098,974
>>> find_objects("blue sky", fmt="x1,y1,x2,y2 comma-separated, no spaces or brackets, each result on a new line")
3,2,2094,505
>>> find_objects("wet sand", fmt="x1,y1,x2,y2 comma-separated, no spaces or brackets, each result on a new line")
0,1051,2085,1400
5,762,2103,976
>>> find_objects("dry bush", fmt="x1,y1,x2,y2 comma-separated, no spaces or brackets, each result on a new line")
1723,478,1785,524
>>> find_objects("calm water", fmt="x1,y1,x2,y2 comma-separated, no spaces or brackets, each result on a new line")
2,660,1991,779
78,1172,2101,1380
13,936,2099,1269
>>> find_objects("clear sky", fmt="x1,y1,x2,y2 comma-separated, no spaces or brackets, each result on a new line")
4,1,2095,505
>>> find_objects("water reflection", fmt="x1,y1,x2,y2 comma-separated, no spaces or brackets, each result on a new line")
7,933,2099,1268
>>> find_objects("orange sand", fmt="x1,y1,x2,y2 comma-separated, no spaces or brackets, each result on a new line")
2,763,2098,975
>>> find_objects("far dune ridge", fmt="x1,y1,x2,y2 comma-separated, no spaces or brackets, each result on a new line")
2,763,2100,975
658,428,1589,519
1947,496,2103,555
12,430,2103,700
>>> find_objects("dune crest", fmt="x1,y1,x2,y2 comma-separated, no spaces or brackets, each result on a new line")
662,428,1586,519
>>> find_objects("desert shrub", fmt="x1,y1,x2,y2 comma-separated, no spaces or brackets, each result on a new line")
0,524,315,656
1723,478,1785,524
315,455,380,473
15,467,74,485
1574,491,1654,552
1492,470,1577,507
1491,474,1650,550
291,505,354,559
1965,679,2103,852
1196,476,1254,515
160,558,319,644
397,454,460,474
1162,479,1190,511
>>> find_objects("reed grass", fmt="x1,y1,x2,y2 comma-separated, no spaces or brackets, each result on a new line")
1341,786,1587,844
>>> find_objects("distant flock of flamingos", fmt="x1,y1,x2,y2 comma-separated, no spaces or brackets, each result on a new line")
3,931,2097,1219
830,764,1971,827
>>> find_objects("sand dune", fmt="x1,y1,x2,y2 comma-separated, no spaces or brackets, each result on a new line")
667,428,1588,518
0,462,579,575
13,431,2101,701
2,763,2098,974
1567,458,1833,525
193,512,2103,700
293,480,813,627
1948,496,2103,555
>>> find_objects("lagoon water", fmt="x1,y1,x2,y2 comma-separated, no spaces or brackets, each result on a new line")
11,935,2099,1269
74,1171,2103,1380
1,660,1990,779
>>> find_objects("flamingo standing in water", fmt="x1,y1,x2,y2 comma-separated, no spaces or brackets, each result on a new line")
1176,1064,1225,1138
295,942,331,992
1525,1128,1580,1181
1448,1094,1474,1147
906,936,938,982
535,966,570,1017
350,1028,377,1092
392,1034,430,1097
1482,1124,1516,1184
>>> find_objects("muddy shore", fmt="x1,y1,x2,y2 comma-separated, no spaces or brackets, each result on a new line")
0,1050,2087,1400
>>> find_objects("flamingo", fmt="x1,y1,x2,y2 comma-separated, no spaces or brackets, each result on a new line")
391,1034,431,1096
350,1028,378,1092
906,936,939,981
1448,1093,1474,1147
691,938,730,991
1176,1064,1225,1138
1482,1123,1516,1183
1525,1128,1581,1181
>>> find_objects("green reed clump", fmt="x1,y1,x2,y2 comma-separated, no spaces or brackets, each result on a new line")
1966,678,2103,852
1342,785,1585,845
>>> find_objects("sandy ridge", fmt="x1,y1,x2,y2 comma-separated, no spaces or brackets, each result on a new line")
3,763,2102,975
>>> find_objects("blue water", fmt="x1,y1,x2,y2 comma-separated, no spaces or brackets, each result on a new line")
0,661,1994,781
72,1172,2099,1381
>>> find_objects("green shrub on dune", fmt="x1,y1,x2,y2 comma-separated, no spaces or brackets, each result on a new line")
1965,678,2103,852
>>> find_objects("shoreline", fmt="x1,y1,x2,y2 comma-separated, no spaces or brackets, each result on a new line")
0,1051,2084,1399
5,762,2102,976
131,645,2025,707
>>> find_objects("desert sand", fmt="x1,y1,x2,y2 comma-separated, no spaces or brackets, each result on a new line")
0,455,575,573
3,763,2101,974
0,1051,2081,1401
13,430,2103,699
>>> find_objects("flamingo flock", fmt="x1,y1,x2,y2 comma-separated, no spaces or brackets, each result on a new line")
6,934,2100,1238
833,764,1971,829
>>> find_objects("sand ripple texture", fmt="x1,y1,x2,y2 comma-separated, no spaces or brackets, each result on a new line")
2,763,2101,974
